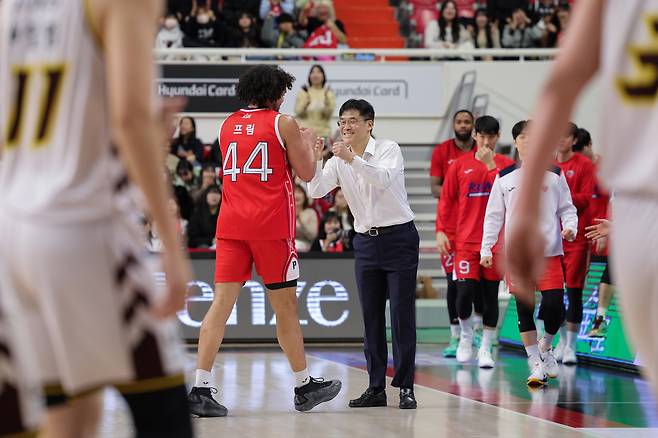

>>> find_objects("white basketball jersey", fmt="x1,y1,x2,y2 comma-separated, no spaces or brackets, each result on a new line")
0,0,131,223
600,1,658,196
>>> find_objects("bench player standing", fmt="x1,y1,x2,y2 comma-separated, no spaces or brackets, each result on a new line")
0,0,194,436
553,122,595,365
430,110,483,357
507,0,658,399
188,65,341,417
481,121,577,386
438,116,514,367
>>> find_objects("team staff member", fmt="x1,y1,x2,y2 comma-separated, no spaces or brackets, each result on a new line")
438,116,515,368
553,122,595,365
308,99,420,410
430,110,485,357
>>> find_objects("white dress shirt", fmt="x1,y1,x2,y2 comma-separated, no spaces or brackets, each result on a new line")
481,165,578,258
307,136,415,233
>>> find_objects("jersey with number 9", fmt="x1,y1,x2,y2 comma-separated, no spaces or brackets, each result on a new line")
216,108,295,240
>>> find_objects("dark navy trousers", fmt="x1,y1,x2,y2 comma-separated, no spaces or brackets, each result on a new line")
353,221,419,390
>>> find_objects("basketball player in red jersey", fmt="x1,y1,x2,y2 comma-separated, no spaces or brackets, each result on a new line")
188,65,341,417
438,116,515,368
430,110,485,357
552,122,595,365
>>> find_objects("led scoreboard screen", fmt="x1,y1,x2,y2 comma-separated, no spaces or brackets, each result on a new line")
167,252,365,342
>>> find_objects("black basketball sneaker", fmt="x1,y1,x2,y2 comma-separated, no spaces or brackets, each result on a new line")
294,377,342,412
188,387,228,417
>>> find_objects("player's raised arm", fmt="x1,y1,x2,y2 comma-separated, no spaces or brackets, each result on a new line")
93,0,191,317
279,115,316,182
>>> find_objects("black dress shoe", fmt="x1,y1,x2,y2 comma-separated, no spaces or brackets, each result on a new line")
349,387,387,408
399,388,417,409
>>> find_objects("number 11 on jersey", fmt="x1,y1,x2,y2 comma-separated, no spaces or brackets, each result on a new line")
223,141,274,182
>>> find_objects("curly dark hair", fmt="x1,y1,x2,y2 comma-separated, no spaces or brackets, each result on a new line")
236,65,296,108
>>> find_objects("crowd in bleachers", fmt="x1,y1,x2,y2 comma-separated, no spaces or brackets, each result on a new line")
405,0,575,50
155,0,347,51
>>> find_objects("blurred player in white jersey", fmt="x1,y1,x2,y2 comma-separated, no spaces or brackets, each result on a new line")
0,0,193,436
507,0,658,397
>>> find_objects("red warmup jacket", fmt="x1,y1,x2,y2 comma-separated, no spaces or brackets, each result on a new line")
430,138,472,239
589,162,610,256
438,151,515,253
555,152,596,250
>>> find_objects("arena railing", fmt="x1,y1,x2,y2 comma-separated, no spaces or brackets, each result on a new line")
154,47,558,63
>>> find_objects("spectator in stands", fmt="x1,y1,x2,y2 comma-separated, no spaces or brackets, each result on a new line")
529,0,559,22
295,185,319,252
156,14,185,52
299,2,347,47
163,139,180,177
261,13,305,48
471,8,501,59
145,198,188,251
330,188,353,233
225,12,262,48
554,3,571,45
295,65,336,139
175,159,197,193
311,211,352,253
167,0,193,21
223,0,261,27
171,116,205,164
259,0,294,20
533,8,559,48
486,0,528,30
424,1,472,51
183,4,225,47
190,165,218,202
188,185,221,248
502,8,542,48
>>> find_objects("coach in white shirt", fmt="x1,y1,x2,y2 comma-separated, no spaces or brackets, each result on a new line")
308,99,419,409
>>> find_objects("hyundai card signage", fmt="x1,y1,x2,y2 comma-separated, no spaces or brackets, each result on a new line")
167,256,364,341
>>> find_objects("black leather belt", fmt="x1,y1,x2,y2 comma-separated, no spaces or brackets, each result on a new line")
360,221,412,237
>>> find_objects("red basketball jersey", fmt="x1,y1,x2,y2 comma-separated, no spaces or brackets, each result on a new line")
216,108,295,240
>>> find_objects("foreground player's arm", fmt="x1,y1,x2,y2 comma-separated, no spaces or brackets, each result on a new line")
557,172,578,240
506,0,604,297
94,0,191,316
481,176,505,259
279,115,316,182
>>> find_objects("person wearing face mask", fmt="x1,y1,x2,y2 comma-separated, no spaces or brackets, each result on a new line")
308,99,419,410
184,6,224,47
156,14,184,56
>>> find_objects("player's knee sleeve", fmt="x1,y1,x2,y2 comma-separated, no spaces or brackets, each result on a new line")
472,281,484,315
566,287,583,323
481,280,500,328
121,384,193,438
540,290,565,335
446,276,458,325
516,300,536,333
456,279,479,320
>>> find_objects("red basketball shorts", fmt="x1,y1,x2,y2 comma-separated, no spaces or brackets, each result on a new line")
507,256,565,293
454,250,503,282
214,238,299,287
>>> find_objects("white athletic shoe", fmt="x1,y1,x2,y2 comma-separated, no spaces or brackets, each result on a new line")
562,346,578,365
456,335,473,363
477,348,495,369
541,349,560,378
553,341,565,362
527,359,548,387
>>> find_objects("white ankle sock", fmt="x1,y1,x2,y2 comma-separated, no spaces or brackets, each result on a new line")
294,368,310,388
525,344,540,362
540,333,554,352
566,330,578,349
450,324,461,338
597,306,607,318
459,317,473,339
472,314,483,330
481,328,496,351
195,369,214,388
558,324,567,345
